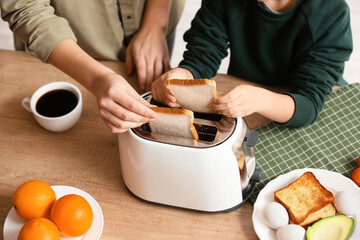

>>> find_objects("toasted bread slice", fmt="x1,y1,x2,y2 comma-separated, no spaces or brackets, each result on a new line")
274,172,335,224
149,107,199,140
289,203,336,228
166,79,217,113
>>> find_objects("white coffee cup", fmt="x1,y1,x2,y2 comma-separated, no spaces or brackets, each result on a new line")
22,81,82,132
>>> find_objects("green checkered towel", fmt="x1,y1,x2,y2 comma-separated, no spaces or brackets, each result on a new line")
250,83,360,203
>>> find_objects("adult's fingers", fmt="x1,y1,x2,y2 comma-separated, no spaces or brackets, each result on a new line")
135,56,147,91
102,118,127,133
163,55,170,72
102,100,152,123
100,107,148,130
153,58,163,85
145,57,155,92
102,118,143,134
125,48,135,76
127,86,154,108
115,93,156,119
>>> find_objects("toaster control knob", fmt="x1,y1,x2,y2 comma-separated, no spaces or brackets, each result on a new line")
250,169,262,182
245,130,259,147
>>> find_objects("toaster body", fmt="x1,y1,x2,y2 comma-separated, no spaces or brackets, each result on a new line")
118,93,259,212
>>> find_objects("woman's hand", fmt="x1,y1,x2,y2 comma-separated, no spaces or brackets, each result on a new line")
151,67,194,107
125,27,170,92
92,72,156,133
125,0,173,92
48,39,156,134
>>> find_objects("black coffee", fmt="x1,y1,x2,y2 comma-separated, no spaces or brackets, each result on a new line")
36,89,78,117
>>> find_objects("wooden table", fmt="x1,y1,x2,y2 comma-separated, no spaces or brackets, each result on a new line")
0,49,281,240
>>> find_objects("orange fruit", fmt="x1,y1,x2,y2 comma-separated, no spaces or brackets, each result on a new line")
50,194,93,237
352,168,360,187
12,180,56,220
17,217,61,240
357,156,360,167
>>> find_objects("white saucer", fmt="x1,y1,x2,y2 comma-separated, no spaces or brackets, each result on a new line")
252,168,360,240
3,185,104,240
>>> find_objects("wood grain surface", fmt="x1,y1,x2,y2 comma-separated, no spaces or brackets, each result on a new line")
0,49,281,240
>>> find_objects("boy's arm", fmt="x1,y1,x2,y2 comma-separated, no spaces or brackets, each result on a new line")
178,0,229,79
282,1,352,127
211,85,295,124
210,0,352,127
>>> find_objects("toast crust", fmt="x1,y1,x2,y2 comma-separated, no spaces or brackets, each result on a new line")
150,107,194,116
289,203,336,228
274,172,335,224
166,79,218,97
149,107,199,140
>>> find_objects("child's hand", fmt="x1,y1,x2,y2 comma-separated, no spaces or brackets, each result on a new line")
210,85,263,118
151,68,194,107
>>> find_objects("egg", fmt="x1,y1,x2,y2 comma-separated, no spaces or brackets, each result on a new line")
334,191,360,216
276,224,306,240
263,202,289,229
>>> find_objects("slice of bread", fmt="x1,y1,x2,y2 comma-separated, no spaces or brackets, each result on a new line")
290,203,336,227
166,79,217,113
289,203,336,228
274,171,335,224
151,133,198,147
149,107,199,140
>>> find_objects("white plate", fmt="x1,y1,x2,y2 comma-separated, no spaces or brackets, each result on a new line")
3,185,104,240
252,168,360,240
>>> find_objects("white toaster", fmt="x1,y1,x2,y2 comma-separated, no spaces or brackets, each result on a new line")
117,92,261,212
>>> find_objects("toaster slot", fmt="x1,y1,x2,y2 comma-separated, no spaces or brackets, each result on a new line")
149,97,223,122
139,123,218,142
194,124,218,142
135,93,237,148
194,112,222,121
150,98,169,107
139,123,151,133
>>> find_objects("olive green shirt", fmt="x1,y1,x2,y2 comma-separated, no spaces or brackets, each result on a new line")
0,0,185,62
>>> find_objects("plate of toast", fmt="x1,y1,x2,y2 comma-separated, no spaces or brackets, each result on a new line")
252,168,360,240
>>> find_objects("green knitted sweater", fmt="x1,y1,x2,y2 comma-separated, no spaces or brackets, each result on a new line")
179,0,352,127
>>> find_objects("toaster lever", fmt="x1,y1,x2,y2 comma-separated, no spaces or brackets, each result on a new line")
250,169,262,182
244,130,259,147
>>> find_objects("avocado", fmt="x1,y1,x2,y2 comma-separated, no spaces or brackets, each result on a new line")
306,214,354,240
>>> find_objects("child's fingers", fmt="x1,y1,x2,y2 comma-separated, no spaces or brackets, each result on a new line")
213,105,244,118
213,88,240,104
153,87,180,108
210,100,240,111
163,89,177,103
164,91,180,107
